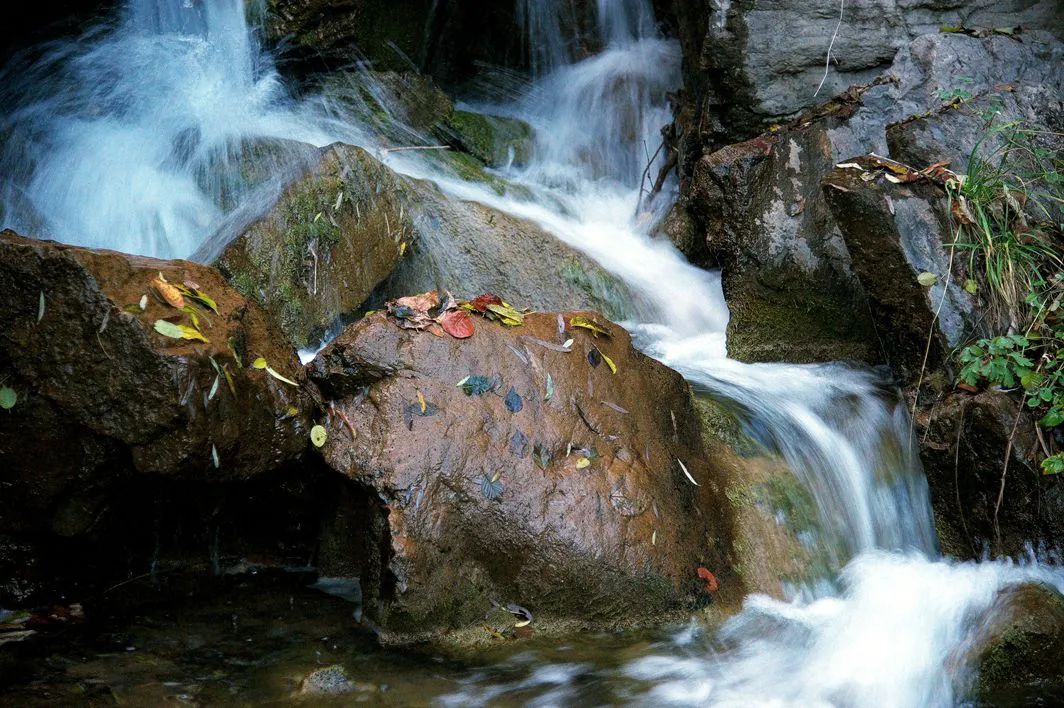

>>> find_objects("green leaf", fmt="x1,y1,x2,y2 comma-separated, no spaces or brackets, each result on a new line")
0,386,16,410
1041,409,1064,428
917,272,938,287
310,425,327,448
485,303,524,326
252,357,267,370
154,319,209,343
963,279,978,294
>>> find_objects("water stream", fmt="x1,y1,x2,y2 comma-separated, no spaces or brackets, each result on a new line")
2,0,1063,705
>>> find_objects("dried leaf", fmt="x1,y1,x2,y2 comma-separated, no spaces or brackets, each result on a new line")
467,293,503,313
835,162,863,169
396,291,440,312
510,429,529,458
520,335,572,352
153,319,209,343
151,274,185,308
570,315,609,336
697,567,719,592
505,387,523,413
917,272,938,287
677,458,699,486
138,294,148,311
310,425,327,448
0,386,16,410
439,309,475,338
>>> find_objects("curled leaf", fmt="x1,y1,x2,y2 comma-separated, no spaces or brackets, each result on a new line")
600,350,617,374
310,425,328,448
151,274,185,308
697,567,719,593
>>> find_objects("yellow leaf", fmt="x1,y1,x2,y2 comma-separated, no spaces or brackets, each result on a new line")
252,357,268,370
417,391,427,414
600,351,617,374
570,315,609,337
310,425,327,448
153,319,209,343
576,457,590,469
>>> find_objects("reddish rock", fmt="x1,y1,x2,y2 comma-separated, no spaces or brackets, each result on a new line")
308,307,735,640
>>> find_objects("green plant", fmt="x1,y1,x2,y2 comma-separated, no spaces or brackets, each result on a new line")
958,334,1033,388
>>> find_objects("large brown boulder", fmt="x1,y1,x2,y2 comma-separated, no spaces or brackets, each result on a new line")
307,307,736,641
0,230,314,601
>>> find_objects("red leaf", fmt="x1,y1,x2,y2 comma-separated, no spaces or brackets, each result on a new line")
697,567,719,592
468,293,503,313
439,309,475,339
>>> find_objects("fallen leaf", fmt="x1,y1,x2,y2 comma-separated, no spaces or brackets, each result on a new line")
208,375,220,401
697,567,719,592
138,294,148,311
570,315,609,336
510,429,529,458
587,349,602,368
505,387,523,413
0,386,16,410
562,338,574,349
154,319,209,343
37,292,45,323
417,391,427,414
575,457,591,469
533,443,552,470
467,293,503,313
545,373,554,401
835,162,863,169
599,350,617,374
478,472,504,500
677,458,699,486
211,444,220,469
917,272,938,287
486,303,524,326
460,375,496,396
310,425,327,448
396,291,440,312
252,357,299,386
151,274,185,308
439,309,475,338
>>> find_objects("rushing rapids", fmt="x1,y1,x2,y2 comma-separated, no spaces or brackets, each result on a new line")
2,0,1062,704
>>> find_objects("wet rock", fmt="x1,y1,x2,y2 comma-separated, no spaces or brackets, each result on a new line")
309,308,736,641
202,143,410,349
672,2,1064,145
822,155,981,377
965,582,1064,698
437,110,534,168
0,230,314,601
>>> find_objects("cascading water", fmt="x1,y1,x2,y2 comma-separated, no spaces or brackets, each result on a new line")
3,0,1063,704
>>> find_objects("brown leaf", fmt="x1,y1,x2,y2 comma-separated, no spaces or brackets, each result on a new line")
467,293,503,313
151,274,185,308
395,291,440,312
697,567,720,593
439,309,475,339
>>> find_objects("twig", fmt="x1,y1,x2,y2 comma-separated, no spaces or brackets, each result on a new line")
814,0,845,98
992,400,1024,552
636,138,665,212
379,145,451,154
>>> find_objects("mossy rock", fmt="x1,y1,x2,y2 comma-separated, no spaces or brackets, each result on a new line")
438,110,534,168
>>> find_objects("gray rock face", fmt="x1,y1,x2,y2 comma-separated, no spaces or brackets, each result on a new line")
675,0,1064,143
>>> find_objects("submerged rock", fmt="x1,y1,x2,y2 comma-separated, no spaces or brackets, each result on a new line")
308,308,736,642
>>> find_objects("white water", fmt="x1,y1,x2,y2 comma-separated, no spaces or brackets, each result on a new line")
2,1,1062,705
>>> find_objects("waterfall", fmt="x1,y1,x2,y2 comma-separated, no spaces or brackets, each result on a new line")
2,0,1062,704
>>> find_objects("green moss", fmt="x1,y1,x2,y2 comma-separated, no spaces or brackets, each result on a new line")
693,395,760,458
753,473,818,534
444,110,534,167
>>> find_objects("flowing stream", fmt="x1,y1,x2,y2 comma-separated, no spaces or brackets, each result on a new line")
3,0,1064,705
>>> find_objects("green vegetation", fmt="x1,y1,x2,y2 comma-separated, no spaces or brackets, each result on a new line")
950,110,1064,474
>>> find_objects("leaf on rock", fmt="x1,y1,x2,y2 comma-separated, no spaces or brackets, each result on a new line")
467,293,503,313
154,319,209,343
0,386,16,410
251,357,298,386
310,425,328,448
505,387,523,413
575,457,591,470
587,349,602,368
677,458,699,486
478,472,504,500
533,443,552,470
570,315,609,337
211,444,220,469
510,429,529,458
697,567,719,593
460,375,497,396
486,303,523,326
151,274,185,308
599,350,617,374
545,373,554,401
964,279,978,294
396,291,440,312
37,292,45,323
417,391,427,414
916,272,938,287
439,309,475,338
138,294,148,311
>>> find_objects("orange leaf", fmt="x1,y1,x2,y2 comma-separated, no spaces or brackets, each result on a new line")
697,567,719,593
151,274,185,308
439,309,475,339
